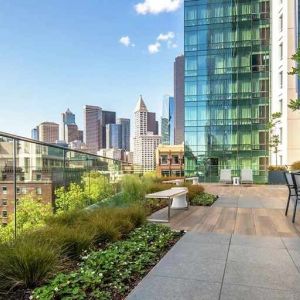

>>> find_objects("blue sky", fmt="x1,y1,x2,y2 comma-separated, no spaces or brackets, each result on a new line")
0,0,184,137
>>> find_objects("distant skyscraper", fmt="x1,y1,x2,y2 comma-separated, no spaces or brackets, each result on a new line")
61,109,76,141
147,112,159,135
117,118,130,151
106,123,122,149
31,127,39,140
38,122,59,143
174,55,184,144
134,95,161,172
101,111,116,148
65,124,80,143
78,130,83,143
84,105,102,154
161,95,175,145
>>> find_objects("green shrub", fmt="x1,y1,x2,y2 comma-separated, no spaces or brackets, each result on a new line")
45,209,89,227
121,175,145,202
125,205,147,227
190,192,217,206
0,193,53,243
86,214,121,244
55,183,87,213
146,182,173,194
83,172,114,203
183,184,205,201
291,161,300,171
40,225,94,259
0,236,61,293
268,165,287,171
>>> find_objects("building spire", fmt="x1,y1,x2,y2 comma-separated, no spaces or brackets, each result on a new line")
135,95,148,112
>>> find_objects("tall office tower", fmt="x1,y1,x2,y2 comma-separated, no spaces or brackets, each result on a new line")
161,95,175,145
134,95,161,172
117,118,131,151
271,1,300,165
38,122,59,143
106,123,122,149
65,124,80,143
101,111,116,148
61,108,76,141
78,130,83,143
84,105,102,154
184,0,271,182
147,112,159,135
31,127,39,140
174,55,185,144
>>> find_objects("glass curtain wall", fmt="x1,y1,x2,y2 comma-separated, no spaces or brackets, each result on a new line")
184,0,270,182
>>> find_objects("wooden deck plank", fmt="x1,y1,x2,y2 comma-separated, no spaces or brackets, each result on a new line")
213,207,237,234
234,208,256,235
192,207,223,233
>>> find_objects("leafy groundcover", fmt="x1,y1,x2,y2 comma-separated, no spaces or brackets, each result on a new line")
33,224,181,300
190,192,218,206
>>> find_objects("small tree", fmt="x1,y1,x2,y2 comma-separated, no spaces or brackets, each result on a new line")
0,193,52,242
82,171,114,203
267,112,282,166
288,49,300,111
55,183,86,213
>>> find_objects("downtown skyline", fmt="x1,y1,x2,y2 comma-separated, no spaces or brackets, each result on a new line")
0,0,184,137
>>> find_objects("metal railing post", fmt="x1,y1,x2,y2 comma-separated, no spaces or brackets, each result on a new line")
13,138,17,239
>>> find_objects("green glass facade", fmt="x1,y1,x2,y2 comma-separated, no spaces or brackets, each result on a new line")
184,0,270,182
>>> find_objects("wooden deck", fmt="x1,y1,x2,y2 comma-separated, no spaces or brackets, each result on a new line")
152,184,300,237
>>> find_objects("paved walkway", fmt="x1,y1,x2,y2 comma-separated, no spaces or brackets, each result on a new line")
127,232,300,299
127,185,300,299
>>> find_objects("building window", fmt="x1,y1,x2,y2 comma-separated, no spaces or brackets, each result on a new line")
161,170,170,177
2,199,7,206
36,174,42,181
16,187,21,194
279,43,283,60
2,187,7,195
36,187,42,195
279,14,283,32
279,99,283,113
2,211,7,218
260,27,270,43
160,155,168,165
279,127,283,144
279,71,283,89
172,155,180,165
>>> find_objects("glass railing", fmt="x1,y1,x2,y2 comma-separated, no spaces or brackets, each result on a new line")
0,131,141,239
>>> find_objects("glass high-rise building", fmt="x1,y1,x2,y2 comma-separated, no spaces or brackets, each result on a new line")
106,124,122,149
174,55,185,145
184,0,271,182
117,118,131,151
161,95,175,145
101,111,116,148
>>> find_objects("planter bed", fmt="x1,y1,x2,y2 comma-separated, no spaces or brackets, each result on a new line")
32,224,181,300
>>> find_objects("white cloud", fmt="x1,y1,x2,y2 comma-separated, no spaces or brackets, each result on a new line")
119,36,134,47
157,31,175,41
148,31,177,54
135,0,182,15
148,42,161,54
